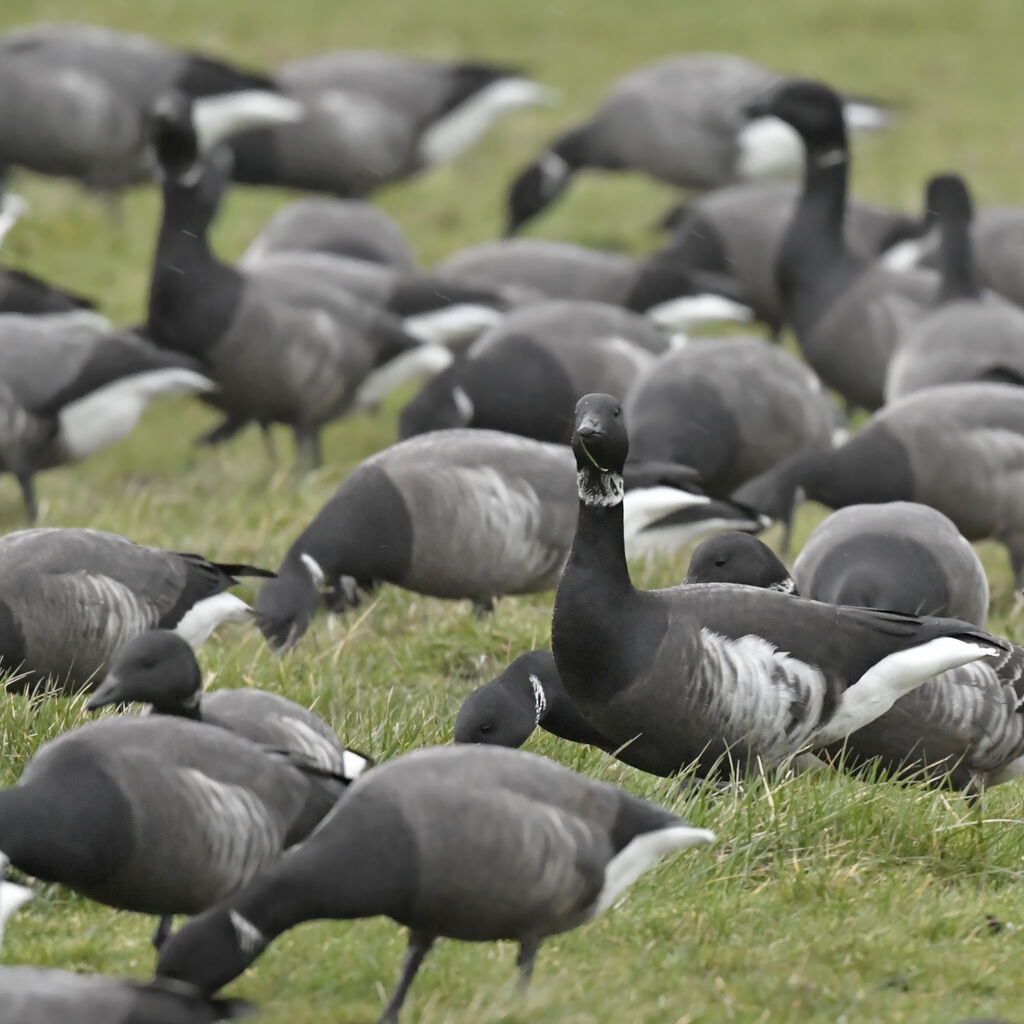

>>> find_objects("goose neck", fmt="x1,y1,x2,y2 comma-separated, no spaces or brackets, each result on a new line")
937,217,981,302
566,466,633,595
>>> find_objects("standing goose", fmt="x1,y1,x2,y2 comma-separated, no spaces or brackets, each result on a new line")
252,428,738,650
399,300,671,440
550,393,1011,778
0,318,213,517
732,383,1024,591
885,174,1024,401
647,180,923,335
86,630,359,776
794,503,989,626
243,197,418,269
0,716,363,946
0,527,272,693
505,54,888,234
0,23,291,193
744,80,935,410
0,968,249,1024
228,53,553,196
146,93,402,466
155,744,714,1021
434,238,752,329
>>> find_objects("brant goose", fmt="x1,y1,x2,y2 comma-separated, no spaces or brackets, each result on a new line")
0,527,272,693
505,54,887,234
745,79,934,409
794,503,989,626
87,629,360,775
253,428,727,649
885,174,1024,400
732,383,1024,587
228,53,553,196
398,300,670,441
550,393,1010,778
0,716,361,947
155,745,713,1020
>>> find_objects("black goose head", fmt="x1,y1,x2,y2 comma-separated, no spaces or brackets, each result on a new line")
86,630,203,714
454,650,553,748
398,365,473,439
743,79,847,151
505,153,573,236
685,532,797,593
573,393,629,472
254,556,322,652
926,173,974,225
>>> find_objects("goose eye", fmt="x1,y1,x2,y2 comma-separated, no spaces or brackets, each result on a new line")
478,722,494,736
613,406,622,418
714,558,726,567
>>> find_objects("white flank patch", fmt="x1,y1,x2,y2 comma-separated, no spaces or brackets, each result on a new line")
404,305,504,346
879,236,928,273
0,193,28,249
736,116,804,181
342,749,372,780
813,637,1001,745
842,100,892,133
419,78,559,167
300,553,326,587
355,345,454,408
622,486,709,539
452,386,475,422
594,825,715,914
193,91,306,152
174,593,253,649
645,294,753,330
528,673,548,726
625,516,761,561
0,852,33,950
58,369,215,461
230,910,268,957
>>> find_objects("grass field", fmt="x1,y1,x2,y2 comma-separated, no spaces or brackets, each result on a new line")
3,1,1024,1022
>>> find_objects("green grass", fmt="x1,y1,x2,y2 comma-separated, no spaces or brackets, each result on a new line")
3,1,1024,1021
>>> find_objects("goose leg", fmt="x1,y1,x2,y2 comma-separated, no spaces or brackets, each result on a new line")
151,914,174,950
15,473,37,523
472,596,495,618
377,930,435,1024
515,935,541,993
293,426,323,472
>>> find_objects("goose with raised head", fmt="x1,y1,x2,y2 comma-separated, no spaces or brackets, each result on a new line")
647,180,923,335
434,238,752,331
0,969,250,1024
732,383,1024,591
252,427,741,650
744,79,934,410
0,22,288,193
794,503,989,626
0,715,364,948
146,93,410,466
243,197,418,270
550,393,1011,779
0,527,272,693
228,52,553,196
87,630,361,776
155,744,714,1022
885,174,1024,400
399,300,670,441
505,54,888,235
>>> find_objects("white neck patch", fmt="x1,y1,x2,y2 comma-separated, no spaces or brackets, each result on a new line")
539,149,570,187
578,469,624,507
815,148,847,169
300,553,325,587
452,385,475,422
230,909,267,957
528,673,548,725
770,577,797,594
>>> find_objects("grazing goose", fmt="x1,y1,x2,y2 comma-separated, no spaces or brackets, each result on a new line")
0,318,213,516
0,716,362,947
733,383,1024,588
550,393,1011,779
243,197,418,270
253,428,738,650
505,54,888,234
885,175,1024,401
156,744,714,1021
745,79,934,410
229,53,552,196
434,238,752,328
87,630,357,775
793,503,989,625
399,300,670,440
147,94,406,466
648,181,923,335
0,23,291,193
0,527,272,693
